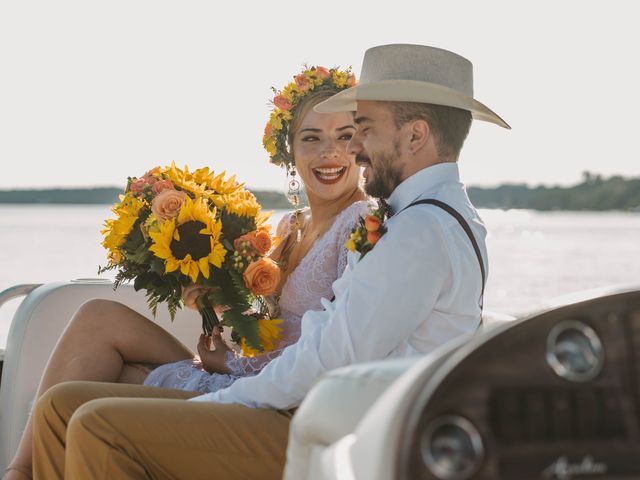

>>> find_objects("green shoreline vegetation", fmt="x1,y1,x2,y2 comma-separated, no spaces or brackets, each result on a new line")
0,173,638,211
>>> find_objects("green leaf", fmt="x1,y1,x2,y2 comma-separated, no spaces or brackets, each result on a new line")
222,308,261,351
220,210,256,243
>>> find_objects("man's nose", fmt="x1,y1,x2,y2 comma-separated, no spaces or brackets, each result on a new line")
347,134,363,156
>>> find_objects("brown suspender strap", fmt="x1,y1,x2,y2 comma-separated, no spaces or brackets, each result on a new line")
400,199,486,311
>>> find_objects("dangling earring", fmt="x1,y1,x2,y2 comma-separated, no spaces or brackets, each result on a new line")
287,166,303,242
287,166,301,208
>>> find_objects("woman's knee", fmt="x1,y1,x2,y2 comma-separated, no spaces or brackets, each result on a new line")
71,299,142,332
74,299,123,320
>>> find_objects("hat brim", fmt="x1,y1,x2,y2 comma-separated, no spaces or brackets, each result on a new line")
314,80,510,129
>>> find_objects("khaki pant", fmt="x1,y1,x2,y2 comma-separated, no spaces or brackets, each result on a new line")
32,381,292,480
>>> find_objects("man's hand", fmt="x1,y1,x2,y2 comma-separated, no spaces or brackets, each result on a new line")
197,329,232,374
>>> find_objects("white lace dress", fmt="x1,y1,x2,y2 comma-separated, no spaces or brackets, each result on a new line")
143,200,371,393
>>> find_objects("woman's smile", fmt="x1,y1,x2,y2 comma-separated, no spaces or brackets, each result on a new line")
312,165,347,184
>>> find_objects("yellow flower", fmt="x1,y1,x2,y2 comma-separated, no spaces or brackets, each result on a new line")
149,196,227,282
332,71,348,88
281,83,299,102
264,138,278,156
101,195,145,264
163,161,208,197
269,111,283,130
213,189,261,217
280,110,293,121
240,318,284,356
206,170,242,195
255,210,272,230
345,238,357,252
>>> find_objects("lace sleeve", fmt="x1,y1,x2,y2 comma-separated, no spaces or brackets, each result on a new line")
275,211,292,239
336,201,373,275
224,346,288,377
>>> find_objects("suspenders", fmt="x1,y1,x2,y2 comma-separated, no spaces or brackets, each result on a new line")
399,199,486,311
331,199,486,317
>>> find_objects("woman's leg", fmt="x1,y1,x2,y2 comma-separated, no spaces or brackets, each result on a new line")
5,299,194,479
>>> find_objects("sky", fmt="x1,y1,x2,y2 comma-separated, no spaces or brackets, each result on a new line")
0,0,638,193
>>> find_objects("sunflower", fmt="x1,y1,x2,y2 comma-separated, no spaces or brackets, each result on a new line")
240,318,284,357
213,189,262,218
149,196,227,282
101,194,145,264
206,170,243,195
162,162,209,198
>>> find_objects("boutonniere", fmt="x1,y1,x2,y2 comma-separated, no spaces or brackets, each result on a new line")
345,204,387,260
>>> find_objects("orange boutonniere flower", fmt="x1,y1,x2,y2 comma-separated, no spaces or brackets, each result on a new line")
345,205,387,260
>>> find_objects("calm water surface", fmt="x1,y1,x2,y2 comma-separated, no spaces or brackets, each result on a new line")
1,205,639,347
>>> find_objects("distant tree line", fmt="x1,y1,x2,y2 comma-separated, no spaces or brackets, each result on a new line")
0,187,301,210
467,173,640,211
1,173,638,211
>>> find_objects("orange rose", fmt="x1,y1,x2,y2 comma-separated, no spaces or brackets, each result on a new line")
294,74,312,92
142,167,161,178
347,73,357,87
181,284,211,310
151,189,186,221
273,95,293,111
129,178,148,194
151,179,174,195
243,258,281,296
141,167,160,185
264,122,272,137
253,230,273,254
364,215,381,232
367,230,383,245
234,230,272,255
315,66,331,79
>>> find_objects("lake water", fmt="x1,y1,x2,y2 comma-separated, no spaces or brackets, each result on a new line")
1,205,639,348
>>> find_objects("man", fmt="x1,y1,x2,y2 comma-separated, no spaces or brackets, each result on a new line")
31,44,509,479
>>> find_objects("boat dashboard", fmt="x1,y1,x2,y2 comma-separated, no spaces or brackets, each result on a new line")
397,287,640,480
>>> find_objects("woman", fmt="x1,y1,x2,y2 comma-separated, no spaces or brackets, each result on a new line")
5,66,371,479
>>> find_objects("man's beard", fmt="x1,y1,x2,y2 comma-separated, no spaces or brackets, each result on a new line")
359,143,404,199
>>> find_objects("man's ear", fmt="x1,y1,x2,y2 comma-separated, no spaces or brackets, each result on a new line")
408,119,431,154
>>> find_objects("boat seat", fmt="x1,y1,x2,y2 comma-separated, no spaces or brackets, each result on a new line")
283,310,515,480
0,280,201,472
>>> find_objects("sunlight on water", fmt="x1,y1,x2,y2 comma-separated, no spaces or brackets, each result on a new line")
1,205,639,348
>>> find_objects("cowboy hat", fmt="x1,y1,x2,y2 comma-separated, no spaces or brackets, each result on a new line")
315,44,510,129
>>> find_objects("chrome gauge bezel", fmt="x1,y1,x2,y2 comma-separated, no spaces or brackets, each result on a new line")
546,319,604,382
421,414,484,480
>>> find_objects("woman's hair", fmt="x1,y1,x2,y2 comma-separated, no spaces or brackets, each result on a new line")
285,88,341,165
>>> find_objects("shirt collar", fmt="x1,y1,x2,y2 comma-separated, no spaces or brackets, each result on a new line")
387,162,461,214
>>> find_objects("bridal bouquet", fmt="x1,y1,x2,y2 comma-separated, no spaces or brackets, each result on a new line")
99,162,282,355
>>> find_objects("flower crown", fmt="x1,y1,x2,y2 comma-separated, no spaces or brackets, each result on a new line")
263,66,356,170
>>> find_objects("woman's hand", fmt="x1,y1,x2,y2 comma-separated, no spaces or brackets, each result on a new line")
197,329,232,374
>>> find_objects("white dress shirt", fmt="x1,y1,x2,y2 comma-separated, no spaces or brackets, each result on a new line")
190,162,488,409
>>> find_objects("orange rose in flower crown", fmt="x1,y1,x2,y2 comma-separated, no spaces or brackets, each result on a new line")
99,162,283,354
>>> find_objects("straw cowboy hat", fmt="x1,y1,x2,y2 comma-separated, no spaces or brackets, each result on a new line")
315,44,510,129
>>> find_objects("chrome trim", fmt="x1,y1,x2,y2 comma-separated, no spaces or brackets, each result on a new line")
0,284,42,309
546,319,604,382
421,415,484,480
